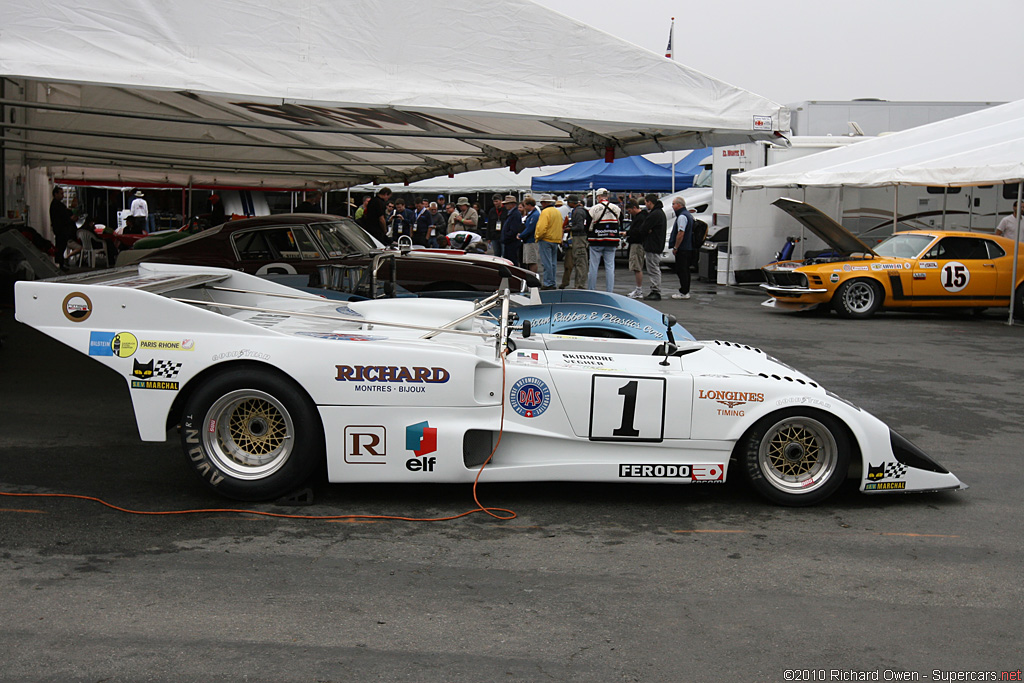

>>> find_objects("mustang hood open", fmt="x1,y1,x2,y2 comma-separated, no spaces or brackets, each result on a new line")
772,198,878,257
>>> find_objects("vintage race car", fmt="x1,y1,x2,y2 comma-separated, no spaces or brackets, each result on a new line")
15,263,966,506
761,198,1024,318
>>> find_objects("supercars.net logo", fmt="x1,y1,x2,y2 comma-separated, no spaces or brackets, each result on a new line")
405,421,437,472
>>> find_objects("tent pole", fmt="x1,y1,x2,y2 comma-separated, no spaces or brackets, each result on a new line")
671,152,676,194
893,186,898,234
941,187,947,229
0,79,5,220
1008,182,1022,325
968,187,974,230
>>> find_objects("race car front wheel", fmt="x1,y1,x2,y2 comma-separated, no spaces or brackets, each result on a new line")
181,368,324,501
832,278,882,319
741,409,851,506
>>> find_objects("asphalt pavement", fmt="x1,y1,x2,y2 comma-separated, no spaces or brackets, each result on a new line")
1,268,1023,682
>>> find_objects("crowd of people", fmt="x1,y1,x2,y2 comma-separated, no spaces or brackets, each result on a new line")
352,186,703,297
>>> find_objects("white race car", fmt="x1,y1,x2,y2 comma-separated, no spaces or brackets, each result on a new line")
15,263,965,506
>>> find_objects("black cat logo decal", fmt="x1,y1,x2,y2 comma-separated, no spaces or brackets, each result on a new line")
866,463,885,481
133,359,154,378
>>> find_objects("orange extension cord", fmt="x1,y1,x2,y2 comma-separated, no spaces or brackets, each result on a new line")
0,353,516,523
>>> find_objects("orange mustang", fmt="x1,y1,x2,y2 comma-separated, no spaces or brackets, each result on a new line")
761,198,1024,319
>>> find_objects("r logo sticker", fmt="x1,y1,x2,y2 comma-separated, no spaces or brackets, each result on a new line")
344,425,386,464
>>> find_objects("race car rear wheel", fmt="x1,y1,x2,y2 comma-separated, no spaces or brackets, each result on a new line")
832,278,882,319
181,369,323,501
741,409,851,506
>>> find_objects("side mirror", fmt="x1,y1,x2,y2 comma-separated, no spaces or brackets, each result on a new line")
662,314,677,345
522,319,532,338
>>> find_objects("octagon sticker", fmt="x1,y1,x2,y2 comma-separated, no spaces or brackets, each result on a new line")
62,292,92,322
509,377,551,418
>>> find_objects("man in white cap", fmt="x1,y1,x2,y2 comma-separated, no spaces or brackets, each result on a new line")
587,188,622,292
534,194,564,289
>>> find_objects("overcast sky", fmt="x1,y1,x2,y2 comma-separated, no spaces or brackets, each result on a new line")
533,0,1024,106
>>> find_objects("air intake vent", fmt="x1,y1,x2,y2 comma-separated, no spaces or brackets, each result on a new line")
757,372,818,389
713,340,763,354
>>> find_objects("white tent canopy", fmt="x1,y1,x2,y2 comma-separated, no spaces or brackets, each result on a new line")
1,0,788,193
732,99,1024,189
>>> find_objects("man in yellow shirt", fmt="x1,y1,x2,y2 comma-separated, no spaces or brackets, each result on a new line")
534,194,564,290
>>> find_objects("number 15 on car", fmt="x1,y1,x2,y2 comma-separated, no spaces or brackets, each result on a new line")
589,375,666,442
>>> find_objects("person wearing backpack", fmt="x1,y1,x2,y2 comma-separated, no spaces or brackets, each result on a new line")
587,188,622,292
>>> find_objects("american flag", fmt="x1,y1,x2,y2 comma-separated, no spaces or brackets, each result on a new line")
665,17,674,59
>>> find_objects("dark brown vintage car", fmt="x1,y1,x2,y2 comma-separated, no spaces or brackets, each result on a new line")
127,214,539,292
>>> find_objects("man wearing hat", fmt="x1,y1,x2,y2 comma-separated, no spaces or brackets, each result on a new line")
128,190,149,234
534,194,564,290
449,197,479,237
587,188,622,292
499,195,523,266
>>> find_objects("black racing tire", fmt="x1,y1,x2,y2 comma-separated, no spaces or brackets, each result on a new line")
1015,284,1024,321
832,278,883,319
180,368,324,501
741,408,852,506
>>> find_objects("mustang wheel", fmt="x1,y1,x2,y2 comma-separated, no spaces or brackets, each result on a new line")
741,409,851,506
832,278,882,319
181,369,323,500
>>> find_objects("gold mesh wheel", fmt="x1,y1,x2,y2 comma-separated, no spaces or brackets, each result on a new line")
757,415,839,494
202,389,295,480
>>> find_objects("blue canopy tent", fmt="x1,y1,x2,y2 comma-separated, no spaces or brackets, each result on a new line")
532,156,684,193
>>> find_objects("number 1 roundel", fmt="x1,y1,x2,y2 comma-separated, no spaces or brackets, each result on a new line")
940,261,970,293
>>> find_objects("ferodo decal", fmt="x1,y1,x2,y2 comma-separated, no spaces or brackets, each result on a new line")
62,292,92,322
690,464,725,482
940,261,970,292
619,464,691,478
509,377,551,418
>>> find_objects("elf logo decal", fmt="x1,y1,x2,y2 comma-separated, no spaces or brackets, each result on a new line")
344,425,386,464
62,292,92,322
940,261,970,292
509,377,551,418
405,421,437,472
